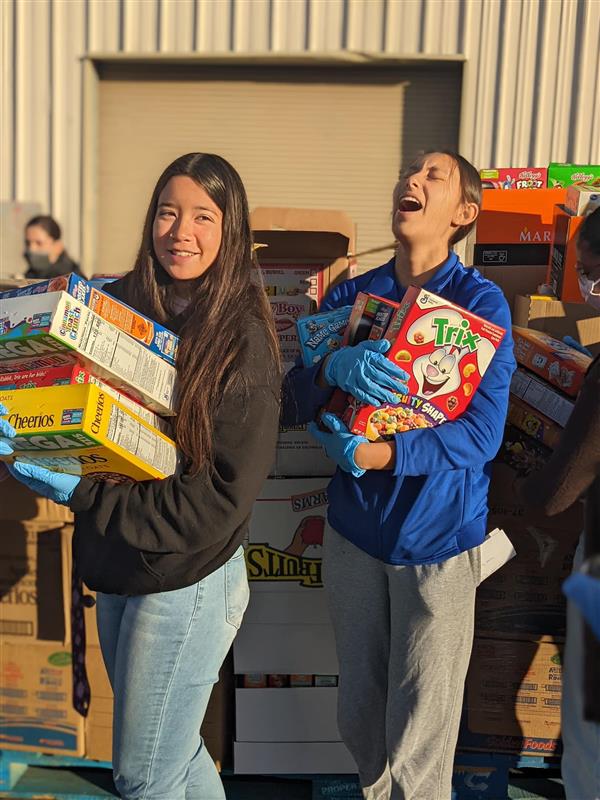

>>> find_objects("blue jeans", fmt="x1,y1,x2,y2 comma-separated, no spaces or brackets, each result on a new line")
96,546,249,800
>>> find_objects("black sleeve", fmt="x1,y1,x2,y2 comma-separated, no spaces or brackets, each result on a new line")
69,324,280,555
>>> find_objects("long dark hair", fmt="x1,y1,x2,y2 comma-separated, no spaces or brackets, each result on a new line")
127,153,279,474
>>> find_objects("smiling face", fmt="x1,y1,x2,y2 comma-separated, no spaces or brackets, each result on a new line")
392,152,479,248
152,175,223,283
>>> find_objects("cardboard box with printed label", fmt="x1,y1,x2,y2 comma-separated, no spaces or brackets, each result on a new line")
565,183,600,216
510,368,575,428
0,384,178,481
460,636,563,756
0,274,179,365
252,208,354,478
479,168,547,190
547,206,586,304
477,265,548,314
547,162,600,189
513,294,600,357
512,326,591,396
0,292,177,415
507,395,563,450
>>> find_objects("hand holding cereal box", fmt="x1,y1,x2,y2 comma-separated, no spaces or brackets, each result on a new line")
343,286,506,440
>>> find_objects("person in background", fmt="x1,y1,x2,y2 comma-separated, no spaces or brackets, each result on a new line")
1,153,281,800
519,206,600,800
24,214,82,278
282,151,515,800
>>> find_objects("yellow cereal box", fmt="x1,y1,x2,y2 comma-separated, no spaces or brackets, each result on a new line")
0,384,178,482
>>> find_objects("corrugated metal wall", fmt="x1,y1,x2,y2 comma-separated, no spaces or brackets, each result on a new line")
2,0,600,264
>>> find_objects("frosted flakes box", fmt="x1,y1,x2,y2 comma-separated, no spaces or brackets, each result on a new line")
479,168,547,190
0,384,178,482
512,326,591,397
343,287,506,440
0,292,177,415
0,274,179,365
296,306,351,367
0,354,171,436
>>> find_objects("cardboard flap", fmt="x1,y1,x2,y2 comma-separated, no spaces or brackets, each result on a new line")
253,230,350,262
252,206,354,240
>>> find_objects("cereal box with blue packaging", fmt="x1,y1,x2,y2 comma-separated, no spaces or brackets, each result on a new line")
343,286,506,440
296,306,351,367
0,291,176,415
0,273,179,365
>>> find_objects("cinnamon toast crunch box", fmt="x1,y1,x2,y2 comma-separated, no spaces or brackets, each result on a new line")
344,287,506,440
0,384,177,481
0,274,179,365
0,292,177,415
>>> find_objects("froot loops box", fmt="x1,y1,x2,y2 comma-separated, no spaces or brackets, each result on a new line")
343,286,506,440
0,383,178,482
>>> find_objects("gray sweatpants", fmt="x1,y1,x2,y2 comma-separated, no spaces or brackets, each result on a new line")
323,525,481,800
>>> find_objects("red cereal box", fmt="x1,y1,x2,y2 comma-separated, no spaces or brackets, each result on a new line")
0,353,87,389
343,287,506,440
479,167,547,190
511,326,591,397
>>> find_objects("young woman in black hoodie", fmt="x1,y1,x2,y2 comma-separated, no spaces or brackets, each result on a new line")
1,153,281,799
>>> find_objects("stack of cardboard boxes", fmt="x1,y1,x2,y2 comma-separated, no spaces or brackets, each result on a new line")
233,209,358,774
459,167,600,757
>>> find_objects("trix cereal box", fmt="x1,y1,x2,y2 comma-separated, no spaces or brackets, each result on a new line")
296,307,351,367
0,384,178,482
344,287,506,440
547,163,600,189
479,168,547,190
0,353,171,435
0,292,177,415
512,326,591,397
0,274,179,366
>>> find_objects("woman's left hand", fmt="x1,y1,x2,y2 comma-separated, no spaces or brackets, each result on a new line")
308,412,368,478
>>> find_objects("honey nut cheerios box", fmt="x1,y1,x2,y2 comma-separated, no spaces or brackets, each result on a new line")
0,291,177,415
343,286,506,441
0,384,178,482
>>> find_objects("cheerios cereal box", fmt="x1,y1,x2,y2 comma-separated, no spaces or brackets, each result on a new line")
0,383,178,482
343,286,506,441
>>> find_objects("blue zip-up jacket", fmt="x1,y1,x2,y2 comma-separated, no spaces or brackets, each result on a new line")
282,253,516,565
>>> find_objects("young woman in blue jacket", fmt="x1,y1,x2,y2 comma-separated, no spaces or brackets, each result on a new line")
282,151,515,800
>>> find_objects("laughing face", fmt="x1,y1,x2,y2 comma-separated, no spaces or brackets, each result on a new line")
153,175,223,282
416,347,458,397
392,152,476,247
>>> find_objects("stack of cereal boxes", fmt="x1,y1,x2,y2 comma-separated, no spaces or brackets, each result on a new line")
0,273,179,761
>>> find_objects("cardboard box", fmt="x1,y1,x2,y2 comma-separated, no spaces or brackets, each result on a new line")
0,354,171,436
0,640,85,755
0,523,71,643
462,636,563,756
345,287,506,440
234,622,338,676
236,687,340,742
513,294,600,357
0,274,179,366
0,462,74,523
496,424,552,477
548,206,585,303
252,209,354,478
234,741,356,775
476,188,567,245
477,265,548,314
0,384,178,481
507,395,563,450
565,183,600,216
0,292,177,415
479,168,547,190
512,325,590,396
510,368,575,428
473,243,552,268
547,162,600,189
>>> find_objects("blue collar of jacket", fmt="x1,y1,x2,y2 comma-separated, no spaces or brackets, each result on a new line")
373,251,461,302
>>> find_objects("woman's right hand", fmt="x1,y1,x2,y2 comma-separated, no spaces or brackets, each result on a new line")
322,339,409,406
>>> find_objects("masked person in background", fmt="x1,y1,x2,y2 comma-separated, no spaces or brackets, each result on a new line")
24,214,82,279
518,206,600,800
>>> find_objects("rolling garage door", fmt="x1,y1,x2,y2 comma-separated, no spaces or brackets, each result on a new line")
96,61,461,274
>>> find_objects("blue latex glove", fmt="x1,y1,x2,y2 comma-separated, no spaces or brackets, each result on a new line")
308,412,368,478
562,335,592,358
0,403,16,457
7,461,80,506
323,339,409,406
563,572,600,640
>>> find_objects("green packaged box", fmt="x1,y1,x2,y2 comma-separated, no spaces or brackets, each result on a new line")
547,163,600,188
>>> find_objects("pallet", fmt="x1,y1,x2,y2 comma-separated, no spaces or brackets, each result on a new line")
0,749,563,800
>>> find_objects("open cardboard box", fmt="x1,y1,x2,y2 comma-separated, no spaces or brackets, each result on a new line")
513,295,600,356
